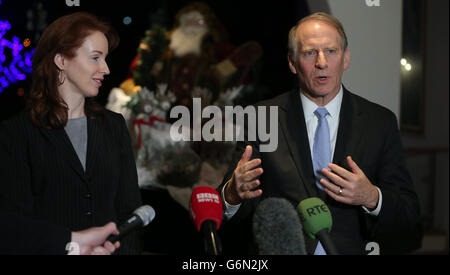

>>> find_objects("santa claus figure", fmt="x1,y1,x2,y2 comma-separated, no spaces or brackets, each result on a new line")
134,2,263,109
106,2,263,202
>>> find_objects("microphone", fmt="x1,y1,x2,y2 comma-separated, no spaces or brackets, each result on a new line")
253,197,307,255
296,197,339,255
107,205,155,243
189,186,223,255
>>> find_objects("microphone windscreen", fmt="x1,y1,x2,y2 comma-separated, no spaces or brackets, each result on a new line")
253,197,307,255
190,186,223,232
133,205,156,226
296,197,332,240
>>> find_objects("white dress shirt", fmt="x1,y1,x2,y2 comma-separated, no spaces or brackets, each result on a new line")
301,86,382,216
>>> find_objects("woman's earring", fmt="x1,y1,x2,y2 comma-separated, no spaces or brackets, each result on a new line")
58,70,66,86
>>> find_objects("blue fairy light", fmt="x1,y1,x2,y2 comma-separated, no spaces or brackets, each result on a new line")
0,20,35,93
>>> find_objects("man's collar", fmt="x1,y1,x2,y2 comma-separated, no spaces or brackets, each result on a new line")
300,86,344,118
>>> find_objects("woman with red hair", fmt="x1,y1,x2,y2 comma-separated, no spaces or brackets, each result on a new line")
0,12,143,254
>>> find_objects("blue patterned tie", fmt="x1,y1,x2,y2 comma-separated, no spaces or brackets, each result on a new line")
312,107,331,191
312,107,330,255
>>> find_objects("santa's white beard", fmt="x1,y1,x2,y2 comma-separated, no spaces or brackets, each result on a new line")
169,27,207,57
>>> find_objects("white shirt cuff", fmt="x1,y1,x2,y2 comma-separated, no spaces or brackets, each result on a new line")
221,180,241,219
362,187,382,216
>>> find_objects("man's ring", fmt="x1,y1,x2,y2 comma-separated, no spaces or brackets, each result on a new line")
339,188,343,195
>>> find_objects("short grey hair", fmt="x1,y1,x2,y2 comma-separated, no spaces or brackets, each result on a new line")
288,12,348,58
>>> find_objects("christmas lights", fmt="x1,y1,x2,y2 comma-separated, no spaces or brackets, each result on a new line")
0,20,35,93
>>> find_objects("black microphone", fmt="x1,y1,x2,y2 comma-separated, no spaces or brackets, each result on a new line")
253,197,307,255
107,205,155,243
200,220,222,256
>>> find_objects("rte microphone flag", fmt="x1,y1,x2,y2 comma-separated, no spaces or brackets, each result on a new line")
297,197,339,255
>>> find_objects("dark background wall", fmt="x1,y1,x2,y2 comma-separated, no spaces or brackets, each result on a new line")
401,0,449,254
0,0,309,120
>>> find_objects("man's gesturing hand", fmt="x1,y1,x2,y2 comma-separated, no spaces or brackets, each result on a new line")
225,146,263,205
319,156,379,209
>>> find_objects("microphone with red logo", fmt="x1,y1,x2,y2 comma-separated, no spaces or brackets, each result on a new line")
190,186,223,255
